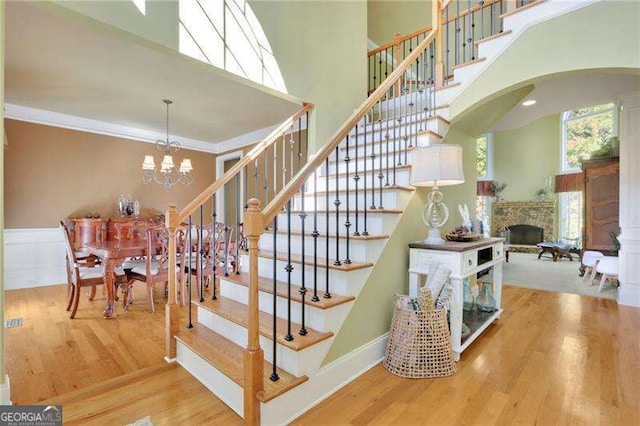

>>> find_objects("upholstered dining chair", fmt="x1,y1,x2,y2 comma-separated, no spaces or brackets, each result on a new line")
59,221,129,319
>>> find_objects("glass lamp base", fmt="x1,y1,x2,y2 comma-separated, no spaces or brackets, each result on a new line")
423,228,445,244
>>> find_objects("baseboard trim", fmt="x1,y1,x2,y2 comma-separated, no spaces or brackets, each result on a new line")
262,333,389,425
0,375,12,405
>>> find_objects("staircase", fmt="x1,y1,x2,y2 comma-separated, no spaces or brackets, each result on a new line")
164,0,601,424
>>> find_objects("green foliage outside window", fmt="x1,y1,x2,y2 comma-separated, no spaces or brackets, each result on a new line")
564,103,614,171
477,135,488,177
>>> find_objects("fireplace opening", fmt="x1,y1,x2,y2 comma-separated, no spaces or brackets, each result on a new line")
508,224,544,245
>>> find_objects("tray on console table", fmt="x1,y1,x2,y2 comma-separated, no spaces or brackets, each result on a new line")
408,237,505,361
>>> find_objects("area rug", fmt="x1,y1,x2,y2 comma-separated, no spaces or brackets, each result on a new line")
482,252,617,300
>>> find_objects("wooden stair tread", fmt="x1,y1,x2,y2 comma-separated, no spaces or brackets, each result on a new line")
300,184,415,193
195,296,334,351
475,30,513,46
175,324,308,402
451,57,487,71
500,0,547,19
222,272,355,309
257,250,374,272
286,208,403,214
352,114,450,135
325,164,411,179
267,229,390,241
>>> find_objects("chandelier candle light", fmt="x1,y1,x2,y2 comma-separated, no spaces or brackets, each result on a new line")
142,99,194,190
411,144,465,244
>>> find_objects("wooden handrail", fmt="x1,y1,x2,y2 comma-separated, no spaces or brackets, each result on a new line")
442,0,503,25
368,24,433,57
263,30,436,223
178,102,314,221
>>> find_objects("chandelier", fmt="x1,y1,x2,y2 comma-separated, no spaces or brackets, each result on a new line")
142,99,194,190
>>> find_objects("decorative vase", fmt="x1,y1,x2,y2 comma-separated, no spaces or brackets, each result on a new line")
463,278,474,312
476,283,497,312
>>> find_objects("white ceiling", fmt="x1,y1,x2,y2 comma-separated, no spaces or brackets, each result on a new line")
4,2,301,149
490,73,640,132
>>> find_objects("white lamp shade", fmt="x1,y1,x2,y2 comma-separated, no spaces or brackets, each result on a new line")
179,159,193,173
142,155,156,170
411,144,465,187
160,155,175,172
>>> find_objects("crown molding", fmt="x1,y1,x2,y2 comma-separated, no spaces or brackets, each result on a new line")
4,103,218,153
5,103,310,155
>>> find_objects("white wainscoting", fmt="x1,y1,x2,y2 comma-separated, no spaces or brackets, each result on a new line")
3,228,67,290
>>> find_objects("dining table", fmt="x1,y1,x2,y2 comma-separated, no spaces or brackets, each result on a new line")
86,239,147,319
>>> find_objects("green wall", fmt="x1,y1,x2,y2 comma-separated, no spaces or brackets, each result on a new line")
53,0,179,50
250,1,367,152
450,0,640,121
493,114,560,202
323,190,427,365
323,124,477,364
368,0,433,45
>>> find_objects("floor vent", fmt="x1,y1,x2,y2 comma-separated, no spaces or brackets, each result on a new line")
4,318,23,328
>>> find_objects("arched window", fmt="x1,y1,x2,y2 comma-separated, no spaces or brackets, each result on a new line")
178,0,287,93
559,103,617,241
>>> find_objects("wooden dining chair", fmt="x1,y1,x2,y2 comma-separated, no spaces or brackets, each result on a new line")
124,225,187,313
59,221,129,319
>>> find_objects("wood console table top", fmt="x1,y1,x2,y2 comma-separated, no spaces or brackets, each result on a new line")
409,237,505,252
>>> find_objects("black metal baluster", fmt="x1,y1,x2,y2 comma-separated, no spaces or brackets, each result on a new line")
236,172,241,275
354,124,360,236
362,113,369,237
324,157,332,299
456,1,461,66
285,200,293,341
254,158,259,200
490,2,495,35
410,52,416,149
445,7,450,81
333,147,342,266
199,206,205,302
298,117,303,175
384,47,389,83
370,101,378,211
299,181,308,335
377,102,384,209
224,221,230,277
281,134,287,197
470,0,475,60
188,214,193,328
263,146,269,205
385,90,390,187
211,195,217,300
311,167,319,302
500,0,504,32
270,218,279,381
289,126,295,181
344,137,351,264
480,0,485,42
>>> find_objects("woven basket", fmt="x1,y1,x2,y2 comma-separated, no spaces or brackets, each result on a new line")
383,304,457,379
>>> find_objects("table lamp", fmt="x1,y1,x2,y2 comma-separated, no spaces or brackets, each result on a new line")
411,144,465,244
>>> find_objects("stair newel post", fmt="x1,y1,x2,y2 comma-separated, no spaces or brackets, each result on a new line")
434,0,446,88
243,198,265,426
165,203,180,361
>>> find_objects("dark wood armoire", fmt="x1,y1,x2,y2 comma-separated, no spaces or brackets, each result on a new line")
582,157,620,254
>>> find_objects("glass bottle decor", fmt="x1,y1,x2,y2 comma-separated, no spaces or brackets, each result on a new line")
476,283,497,312
463,278,474,312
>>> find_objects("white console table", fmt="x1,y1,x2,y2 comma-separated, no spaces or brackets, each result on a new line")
408,238,505,360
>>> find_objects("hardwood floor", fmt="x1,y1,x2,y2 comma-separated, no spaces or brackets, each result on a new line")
4,283,639,424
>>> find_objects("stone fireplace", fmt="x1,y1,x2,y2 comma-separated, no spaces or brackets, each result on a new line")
491,201,556,252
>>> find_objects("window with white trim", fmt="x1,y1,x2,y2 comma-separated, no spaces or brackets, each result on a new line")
476,133,493,235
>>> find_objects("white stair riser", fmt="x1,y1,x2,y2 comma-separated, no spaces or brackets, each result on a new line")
197,306,331,377
352,112,449,138
259,233,386,264
317,170,412,191
453,61,486,84
247,255,371,297
176,343,244,417
344,121,445,146
292,189,411,212
433,85,464,105
274,210,400,235
339,141,420,161
477,33,513,59
219,278,353,332
328,153,414,176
